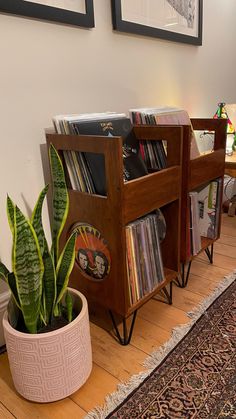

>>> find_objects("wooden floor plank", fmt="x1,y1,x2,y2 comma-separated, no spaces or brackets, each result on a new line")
217,234,236,247
0,403,15,419
171,286,205,312
190,259,230,280
183,273,225,297
138,300,189,329
196,250,236,271
129,316,171,353
89,323,147,381
70,364,120,412
220,214,236,236
213,241,236,258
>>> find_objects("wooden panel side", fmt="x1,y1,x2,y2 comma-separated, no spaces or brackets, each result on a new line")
123,167,181,224
189,150,225,191
191,118,227,150
47,133,129,316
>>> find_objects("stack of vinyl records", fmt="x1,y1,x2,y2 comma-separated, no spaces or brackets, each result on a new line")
189,178,222,256
52,112,148,196
129,106,201,160
126,212,165,305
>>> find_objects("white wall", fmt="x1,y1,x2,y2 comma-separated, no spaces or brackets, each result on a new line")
0,0,236,266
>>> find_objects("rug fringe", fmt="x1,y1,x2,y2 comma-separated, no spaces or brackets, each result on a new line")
84,271,236,419
187,270,236,321
143,270,236,369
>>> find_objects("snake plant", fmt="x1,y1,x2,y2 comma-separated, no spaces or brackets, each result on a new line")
0,144,76,334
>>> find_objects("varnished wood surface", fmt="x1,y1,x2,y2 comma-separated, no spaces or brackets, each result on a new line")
225,151,236,177
0,214,235,418
47,127,182,317
123,166,181,223
189,149,225,190
180,119,227,264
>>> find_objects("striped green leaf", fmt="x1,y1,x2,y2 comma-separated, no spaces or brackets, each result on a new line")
39,292,47,327
7,296,20,330
42,242,56,323
6,272,21,309
55,232,76,305
31,184,49,255
49,144,69,264
0,262,9,281
7,195,15,234
13,206,44,334
65,290,73,323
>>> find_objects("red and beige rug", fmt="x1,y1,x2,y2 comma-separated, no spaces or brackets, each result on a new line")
86,272,236,419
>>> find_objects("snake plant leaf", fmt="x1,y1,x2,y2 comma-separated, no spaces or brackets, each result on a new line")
42,241,56,324
13,206,44,334
55,232,76,305
65,290,73,323
6,272,21,309
31,184,49,255
0,262,21,310
39,292,47,327
0,262,9,281
7,295,20,330
7,195,15,234
49,144,68,264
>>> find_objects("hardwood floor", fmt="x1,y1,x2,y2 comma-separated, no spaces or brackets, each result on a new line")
0,214,235,419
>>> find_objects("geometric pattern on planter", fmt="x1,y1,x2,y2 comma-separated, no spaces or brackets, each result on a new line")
3,290,92,402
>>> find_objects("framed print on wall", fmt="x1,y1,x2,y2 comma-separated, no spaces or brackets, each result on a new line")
0,0,94,28
111,0,203,46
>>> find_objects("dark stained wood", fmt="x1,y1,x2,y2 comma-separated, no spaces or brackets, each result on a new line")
225,151,236,177
189,149,225,190
123,166,181,223
46,125,182,320
180,118,227,264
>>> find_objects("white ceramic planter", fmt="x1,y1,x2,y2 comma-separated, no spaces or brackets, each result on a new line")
0,279,10,348
3,288,92,402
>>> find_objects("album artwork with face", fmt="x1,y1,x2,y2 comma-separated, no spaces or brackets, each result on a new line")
71,223,111,281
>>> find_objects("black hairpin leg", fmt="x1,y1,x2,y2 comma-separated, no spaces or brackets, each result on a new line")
108,310,137,345
180,261,192,288
153,282,173,305
174,274,182,288
205,244,214,264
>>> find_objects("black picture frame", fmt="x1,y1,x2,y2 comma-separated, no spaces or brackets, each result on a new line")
0,0,94,28
111,0,203,46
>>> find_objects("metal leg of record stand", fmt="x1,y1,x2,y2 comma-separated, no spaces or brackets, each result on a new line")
108,283,172,345
205,244,214,264
152,283,173,305
108,310,137,346
181,261,192,288
180,243,214,288
174,274,182,288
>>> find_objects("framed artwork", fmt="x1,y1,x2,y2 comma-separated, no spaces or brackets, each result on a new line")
111,0,203,46
0,0,94,28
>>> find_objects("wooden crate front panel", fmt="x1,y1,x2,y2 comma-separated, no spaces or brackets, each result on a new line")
123,166,181,224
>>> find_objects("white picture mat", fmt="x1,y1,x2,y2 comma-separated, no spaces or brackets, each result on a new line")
121,0,199,37
22,0,86,13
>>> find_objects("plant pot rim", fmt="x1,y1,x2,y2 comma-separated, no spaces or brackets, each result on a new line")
3,287,87,339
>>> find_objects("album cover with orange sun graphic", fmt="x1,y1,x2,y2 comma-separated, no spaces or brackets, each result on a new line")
70,223,111,281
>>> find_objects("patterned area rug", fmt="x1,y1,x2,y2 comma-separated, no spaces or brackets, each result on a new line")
86,274,236,419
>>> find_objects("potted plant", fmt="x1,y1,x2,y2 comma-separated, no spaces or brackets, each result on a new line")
0,144,92,403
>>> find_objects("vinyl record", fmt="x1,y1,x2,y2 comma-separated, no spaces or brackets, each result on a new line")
71,223,111,281
156,209,166,242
